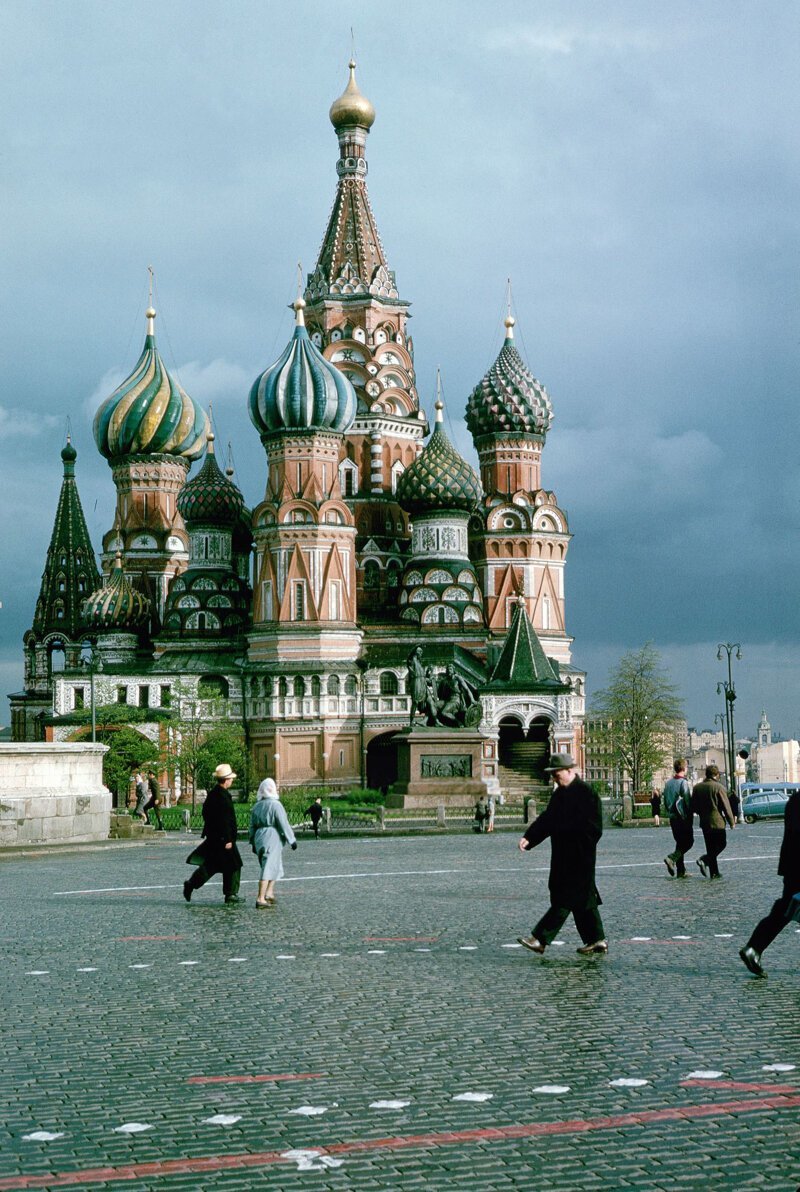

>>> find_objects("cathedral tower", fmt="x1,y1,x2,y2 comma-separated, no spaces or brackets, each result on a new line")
304,61,426,618
93,302,209,629
466,316,572,664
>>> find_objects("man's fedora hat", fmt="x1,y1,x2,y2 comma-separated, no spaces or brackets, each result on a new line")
213,763,237,780
544,753,576,771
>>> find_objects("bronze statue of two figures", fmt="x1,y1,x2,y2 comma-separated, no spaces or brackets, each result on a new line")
406,647,482,729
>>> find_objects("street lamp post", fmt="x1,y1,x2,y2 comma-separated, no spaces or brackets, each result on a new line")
714,712,727,784
716,642,742,818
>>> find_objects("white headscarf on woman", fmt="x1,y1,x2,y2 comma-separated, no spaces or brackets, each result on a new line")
256,777,279,800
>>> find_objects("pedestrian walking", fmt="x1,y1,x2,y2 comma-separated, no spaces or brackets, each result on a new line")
304,796,324,838
663,760,694,877
183,763,244,904
649,791,661,826
486,794,496,832
132,769,148,821
143,769,164,830
739,788,800,977
517,753,607,957
691,764,734,879
249,778,297,907
473,795,489,833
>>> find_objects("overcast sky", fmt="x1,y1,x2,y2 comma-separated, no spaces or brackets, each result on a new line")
1,1,798,739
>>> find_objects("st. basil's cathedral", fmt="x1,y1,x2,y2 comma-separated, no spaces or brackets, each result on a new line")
9,62,586,797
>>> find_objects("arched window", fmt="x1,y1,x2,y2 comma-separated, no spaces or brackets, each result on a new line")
380,671,398,695
386,562,401,590
278,676,288,698
311,675,321,698
327,674,340,696
293,676,305,699
344,675,357,696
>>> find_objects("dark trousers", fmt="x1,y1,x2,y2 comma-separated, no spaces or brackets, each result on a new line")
143,796,163,829
700,826,727,876
667,817,694,875
533,903,605,946
187,863,241,898
747,881,796,954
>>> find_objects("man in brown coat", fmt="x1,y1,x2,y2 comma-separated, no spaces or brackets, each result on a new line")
690,764,734,879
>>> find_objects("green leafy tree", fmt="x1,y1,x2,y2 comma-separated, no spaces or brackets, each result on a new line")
590,643,683,794
97,726,159,801
196,724,247,794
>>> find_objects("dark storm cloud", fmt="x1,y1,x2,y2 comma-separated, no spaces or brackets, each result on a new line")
1,0,798,736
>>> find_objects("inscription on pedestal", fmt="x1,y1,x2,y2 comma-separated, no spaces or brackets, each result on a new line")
420,754,472,779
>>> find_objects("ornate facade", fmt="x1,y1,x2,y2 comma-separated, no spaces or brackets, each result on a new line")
9,62,586,793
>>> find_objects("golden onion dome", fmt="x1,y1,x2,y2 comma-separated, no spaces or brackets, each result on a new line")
329,60,375,131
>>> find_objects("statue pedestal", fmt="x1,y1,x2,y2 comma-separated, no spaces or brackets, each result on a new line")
387,727,493,809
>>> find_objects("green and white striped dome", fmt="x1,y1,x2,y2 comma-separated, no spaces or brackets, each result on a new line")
93,307,208,461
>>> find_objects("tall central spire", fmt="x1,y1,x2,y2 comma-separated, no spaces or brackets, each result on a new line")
306,60,398,303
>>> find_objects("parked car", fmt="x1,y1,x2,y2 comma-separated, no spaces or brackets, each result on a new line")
741,790,791,823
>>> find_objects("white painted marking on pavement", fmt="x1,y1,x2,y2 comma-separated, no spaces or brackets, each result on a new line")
458,946,477,951
320,952,340,957
550,940,565,947
53,854,783,897
685,1070,723,1079
288,1105,331,1116
763,1063,796,1072
609,1078,649,1088
282,1149,343,1172
414,948,431,952
22,1131,64,1141
227,957,247,963
178,960,199,966
533,1085,570,1094
276,954,296,960
370,1099,410,1109
452,1092,493,1102
113,1122,152,1134
672,935,692,940
366,949,386,955
203,1114,242,1125
25,970,48,976
76,967,97,972
129,964,151,970
714,934,733,938
630,937,652,942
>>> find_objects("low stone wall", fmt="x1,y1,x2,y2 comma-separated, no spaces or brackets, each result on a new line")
0,743,111,846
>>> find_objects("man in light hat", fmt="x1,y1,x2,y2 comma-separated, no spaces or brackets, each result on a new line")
517,752,608,957
183,763,244,905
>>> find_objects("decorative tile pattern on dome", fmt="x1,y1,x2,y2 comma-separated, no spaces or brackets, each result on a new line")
396,422,482,516
466,328,553,442
177,445,245,529
83,557,150,632
93,318,207,461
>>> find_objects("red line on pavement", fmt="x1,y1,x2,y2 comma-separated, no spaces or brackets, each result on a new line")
187,1072,327,1085
681,1079,797,1093
363,937,439,943
3,1092,799,1189
621,939,697,946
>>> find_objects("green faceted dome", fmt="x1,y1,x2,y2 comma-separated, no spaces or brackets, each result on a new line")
177,433,245,529
466,317,553,441
82,553,150,631
396,402,482,516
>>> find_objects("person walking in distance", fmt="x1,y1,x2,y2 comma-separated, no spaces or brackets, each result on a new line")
486,794,496,832
143,769,164,830
183,763,244,904
739,787,800,977
691,764,734,879
649,791,661,826
250,778,297,907
517,753,607,957
304,796,324,839
132,769,148,822
663,760,694,878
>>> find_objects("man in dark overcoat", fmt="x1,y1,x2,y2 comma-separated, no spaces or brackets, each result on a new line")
690,764,734,878
740,788,800,977
517,753,607,956
183,763,243,905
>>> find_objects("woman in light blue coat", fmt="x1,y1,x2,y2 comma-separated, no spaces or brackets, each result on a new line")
249,778,297,908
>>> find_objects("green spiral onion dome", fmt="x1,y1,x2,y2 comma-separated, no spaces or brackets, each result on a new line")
465,316,553,440
249,299,357,437
93,307,208,461
177,431,246,529
82,553,150,631
396,401,483,516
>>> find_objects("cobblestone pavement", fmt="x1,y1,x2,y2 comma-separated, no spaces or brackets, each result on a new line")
1,824,798,1190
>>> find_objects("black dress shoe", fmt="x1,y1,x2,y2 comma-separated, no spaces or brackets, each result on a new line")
183,881,192,902
517,935,545,953
576,940,609,955
739,946,766,977
225,894,244,905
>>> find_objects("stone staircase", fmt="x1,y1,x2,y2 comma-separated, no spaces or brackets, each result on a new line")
108,814,161,840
